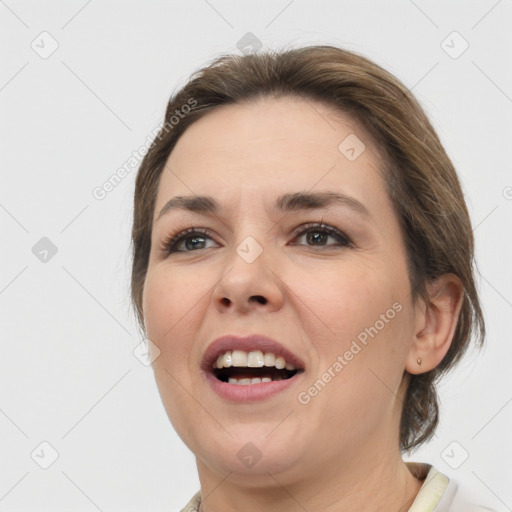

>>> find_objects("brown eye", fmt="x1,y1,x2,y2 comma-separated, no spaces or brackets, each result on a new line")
291,223,352,248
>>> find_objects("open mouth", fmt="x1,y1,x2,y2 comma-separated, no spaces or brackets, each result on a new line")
212,350,303,385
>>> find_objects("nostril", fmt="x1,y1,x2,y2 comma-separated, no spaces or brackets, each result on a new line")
250,295,267,305
220,296,267,306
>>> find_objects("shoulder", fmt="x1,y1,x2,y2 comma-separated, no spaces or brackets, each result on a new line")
447,503,500,512
179,490,201,512
446,486,499,512
434,466,500,512
406,462,500,512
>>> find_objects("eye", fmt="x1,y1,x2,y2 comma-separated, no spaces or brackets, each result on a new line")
161,221,352,256
161,227,218,254
290,222,352,248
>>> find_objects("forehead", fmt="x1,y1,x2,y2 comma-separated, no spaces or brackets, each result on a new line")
156,97,387,211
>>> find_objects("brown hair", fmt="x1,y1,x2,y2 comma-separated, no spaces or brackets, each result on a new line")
130,45,485,453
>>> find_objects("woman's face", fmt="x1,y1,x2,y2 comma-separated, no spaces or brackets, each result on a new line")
143,97,419,483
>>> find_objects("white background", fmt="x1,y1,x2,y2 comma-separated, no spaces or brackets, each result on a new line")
1,1,511,511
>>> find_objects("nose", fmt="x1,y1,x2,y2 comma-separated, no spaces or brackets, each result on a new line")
211,237,285,315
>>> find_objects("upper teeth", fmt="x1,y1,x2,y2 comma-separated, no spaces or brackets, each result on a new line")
214,350,296,370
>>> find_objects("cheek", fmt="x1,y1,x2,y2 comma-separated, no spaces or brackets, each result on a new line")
142,266,209,369
293,260,402,346
142,266,211,447
298,260,411,395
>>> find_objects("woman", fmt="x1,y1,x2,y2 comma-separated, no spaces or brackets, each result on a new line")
130,45,494,511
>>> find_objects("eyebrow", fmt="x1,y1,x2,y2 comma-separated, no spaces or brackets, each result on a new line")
155,191,370,222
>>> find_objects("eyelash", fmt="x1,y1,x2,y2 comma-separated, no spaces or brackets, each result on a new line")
160,222,353,255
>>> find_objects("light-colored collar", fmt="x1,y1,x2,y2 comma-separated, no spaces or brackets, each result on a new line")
406,462,457,511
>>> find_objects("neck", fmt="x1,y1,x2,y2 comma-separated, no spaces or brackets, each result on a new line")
196,437,423,512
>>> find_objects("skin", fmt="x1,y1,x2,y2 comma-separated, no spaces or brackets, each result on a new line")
142,97,463,512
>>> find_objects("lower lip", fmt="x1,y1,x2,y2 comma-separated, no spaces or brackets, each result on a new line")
204,370,303,402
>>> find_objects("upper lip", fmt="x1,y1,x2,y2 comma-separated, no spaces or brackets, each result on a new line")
201,334,306,372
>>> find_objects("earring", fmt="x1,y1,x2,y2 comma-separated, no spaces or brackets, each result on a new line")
417,357,422,366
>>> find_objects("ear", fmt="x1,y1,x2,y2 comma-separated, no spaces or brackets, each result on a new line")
405,273,464,375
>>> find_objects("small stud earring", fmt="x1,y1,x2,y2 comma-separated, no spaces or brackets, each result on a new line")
417,357,422,366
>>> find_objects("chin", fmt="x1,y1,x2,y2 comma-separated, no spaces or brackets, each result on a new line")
191,427,306,481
